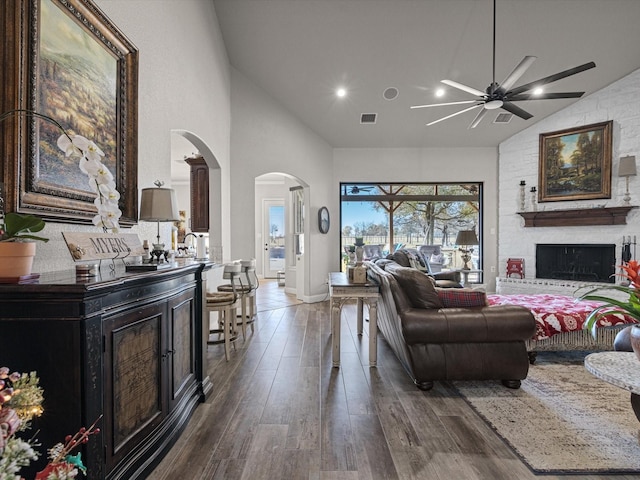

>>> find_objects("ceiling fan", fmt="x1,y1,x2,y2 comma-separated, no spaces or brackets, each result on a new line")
345,185,375,194
411,0,596,128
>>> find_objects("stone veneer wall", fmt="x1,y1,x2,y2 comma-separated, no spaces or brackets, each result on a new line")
497,67,640,288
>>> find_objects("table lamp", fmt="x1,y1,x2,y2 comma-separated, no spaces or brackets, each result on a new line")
455,229,479,270
139,180,180,262
619,155,637,206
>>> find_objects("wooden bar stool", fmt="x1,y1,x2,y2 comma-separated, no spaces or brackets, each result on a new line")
206,263,241,360
217,259,258,340
240,259,258,335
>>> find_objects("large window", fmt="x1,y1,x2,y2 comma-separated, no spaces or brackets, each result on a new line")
340,182,482,279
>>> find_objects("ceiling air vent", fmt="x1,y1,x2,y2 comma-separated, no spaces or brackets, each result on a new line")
494,112,513,124
360,113,377,124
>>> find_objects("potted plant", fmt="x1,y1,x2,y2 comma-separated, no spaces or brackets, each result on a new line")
0,212,49,278
579,260,640,359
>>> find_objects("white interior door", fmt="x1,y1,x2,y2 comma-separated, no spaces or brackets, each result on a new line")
263,199,285,278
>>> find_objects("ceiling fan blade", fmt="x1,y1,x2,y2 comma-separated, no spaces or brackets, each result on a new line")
509,92,585,101
506,61,596,96
501,101,533,120
411,100,477,109
426,104,482,126
500,56,537,91
469,108,488,129
441,79,485,98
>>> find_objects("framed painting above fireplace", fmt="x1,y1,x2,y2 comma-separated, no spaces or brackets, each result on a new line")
538,121,612,203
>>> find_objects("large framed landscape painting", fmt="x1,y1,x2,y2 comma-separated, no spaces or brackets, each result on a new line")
538,121,612,203
0,0,138,225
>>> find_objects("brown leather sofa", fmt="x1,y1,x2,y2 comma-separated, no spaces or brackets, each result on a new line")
367,260,536,391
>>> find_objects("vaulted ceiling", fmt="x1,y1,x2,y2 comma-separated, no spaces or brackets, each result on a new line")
212,0,640,149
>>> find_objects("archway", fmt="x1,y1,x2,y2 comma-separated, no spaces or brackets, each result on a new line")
170,130,224,261
255,172,309,300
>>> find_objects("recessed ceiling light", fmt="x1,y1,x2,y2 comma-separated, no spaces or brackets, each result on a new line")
336,88,347,98
533,87,544,95
383,87,399,100
435,88,445,97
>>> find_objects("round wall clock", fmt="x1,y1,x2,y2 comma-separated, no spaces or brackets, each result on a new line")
318,206,330,234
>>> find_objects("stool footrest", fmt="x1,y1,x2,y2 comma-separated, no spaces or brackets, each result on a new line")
208,328,239,345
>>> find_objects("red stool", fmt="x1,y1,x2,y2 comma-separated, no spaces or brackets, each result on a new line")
507,258,525,278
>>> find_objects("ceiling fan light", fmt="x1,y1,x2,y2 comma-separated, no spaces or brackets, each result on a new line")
484,99,503,110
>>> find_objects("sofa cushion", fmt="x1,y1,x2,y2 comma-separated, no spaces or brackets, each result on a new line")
386,263,443,309
436,288,488,308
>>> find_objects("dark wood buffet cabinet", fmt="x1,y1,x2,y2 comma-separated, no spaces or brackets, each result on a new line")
0,261,214,479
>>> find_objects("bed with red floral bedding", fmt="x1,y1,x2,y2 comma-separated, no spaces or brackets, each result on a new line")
487,293,634,342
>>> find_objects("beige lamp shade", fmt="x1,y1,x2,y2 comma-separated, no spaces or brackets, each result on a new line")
139,187,180,222
455,230,479,246
619,156,637,177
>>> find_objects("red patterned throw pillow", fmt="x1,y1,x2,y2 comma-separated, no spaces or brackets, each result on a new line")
436,288,488,308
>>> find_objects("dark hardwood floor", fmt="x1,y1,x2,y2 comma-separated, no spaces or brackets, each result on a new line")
149,281,637,480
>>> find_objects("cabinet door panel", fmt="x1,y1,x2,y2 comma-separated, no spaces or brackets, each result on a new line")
185,155,209,232
169,289,196,408
104,303,165,469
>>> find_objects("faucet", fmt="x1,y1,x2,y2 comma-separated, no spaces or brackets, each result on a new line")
184,232,198,246
182,233,198,257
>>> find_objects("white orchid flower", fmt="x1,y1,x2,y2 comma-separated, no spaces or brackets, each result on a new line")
78,156,102,177
94,165,114,185
98,183,120,201
93,203,122,230
72,135,104,161
57,134,77,157
54,126,121,234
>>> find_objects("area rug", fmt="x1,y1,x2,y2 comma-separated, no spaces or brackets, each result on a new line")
452,351,640,474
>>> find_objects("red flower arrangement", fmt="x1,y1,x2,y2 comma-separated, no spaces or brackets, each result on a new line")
579,260,640,335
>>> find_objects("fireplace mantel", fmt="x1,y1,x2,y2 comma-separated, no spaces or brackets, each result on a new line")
518,206,636,227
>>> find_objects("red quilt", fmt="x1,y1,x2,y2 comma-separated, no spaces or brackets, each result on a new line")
487,293,635,341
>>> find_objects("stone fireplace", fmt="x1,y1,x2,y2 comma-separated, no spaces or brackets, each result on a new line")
535,243,616,284
497,243,619,296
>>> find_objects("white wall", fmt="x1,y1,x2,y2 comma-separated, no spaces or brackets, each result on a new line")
230,68,335,301
499,68,640,278
334,147,500,291
31,0,231,273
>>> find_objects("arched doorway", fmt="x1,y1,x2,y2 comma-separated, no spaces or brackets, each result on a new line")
170,130,224,261
255,172,309,300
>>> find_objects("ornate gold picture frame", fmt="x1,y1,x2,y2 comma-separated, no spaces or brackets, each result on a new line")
0,0,138,225
538,121,612,202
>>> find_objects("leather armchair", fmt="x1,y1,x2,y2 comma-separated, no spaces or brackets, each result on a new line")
417,244,446,273
386,248,461,288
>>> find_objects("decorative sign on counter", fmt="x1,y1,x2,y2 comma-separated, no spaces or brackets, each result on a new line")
62,232,145,262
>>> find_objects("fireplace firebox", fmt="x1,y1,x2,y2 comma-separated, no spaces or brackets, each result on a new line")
536,244,616,283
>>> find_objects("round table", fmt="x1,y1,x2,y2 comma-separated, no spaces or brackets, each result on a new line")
585,351,640,422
